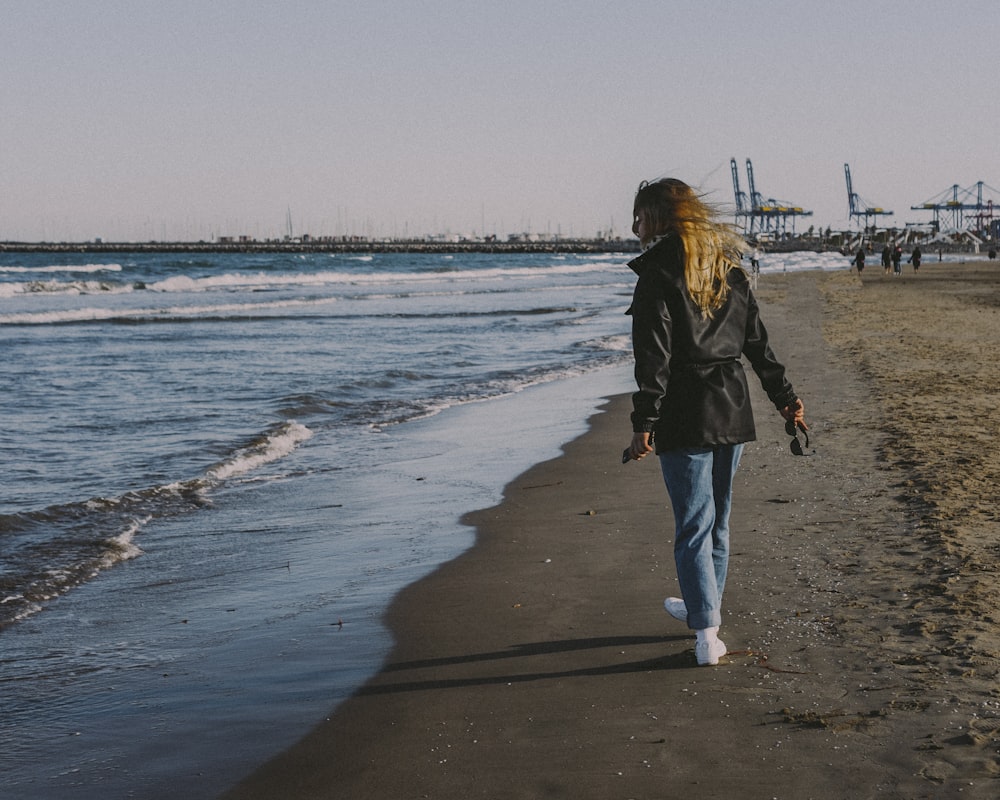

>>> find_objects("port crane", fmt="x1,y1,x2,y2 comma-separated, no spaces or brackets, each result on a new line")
730,158,751,232
844,164,893,228
911,182,1000,236
731,158,812,238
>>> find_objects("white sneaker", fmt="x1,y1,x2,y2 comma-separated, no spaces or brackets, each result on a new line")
695,638,727,666
663,596,687,623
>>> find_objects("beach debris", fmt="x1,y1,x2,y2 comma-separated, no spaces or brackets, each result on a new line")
522,480,563,490
780,706,886,733
728,648,812,674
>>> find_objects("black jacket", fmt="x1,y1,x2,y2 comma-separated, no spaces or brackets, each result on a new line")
627,235,797,451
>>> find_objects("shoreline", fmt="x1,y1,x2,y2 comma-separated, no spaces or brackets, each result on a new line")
223,264,1000,798
0,366,635,800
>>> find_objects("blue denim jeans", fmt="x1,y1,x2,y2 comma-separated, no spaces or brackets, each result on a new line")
658,444,744,631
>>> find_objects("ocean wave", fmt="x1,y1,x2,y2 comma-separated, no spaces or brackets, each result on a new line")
0,278,137,298
582,333,632,352
373,305,581,320
140,262,618,292
0,260,622,303
0,292,603,326
0,421,313,629
0,297,339,325
359,354,629,430
206,422,312,480
0,506,151,629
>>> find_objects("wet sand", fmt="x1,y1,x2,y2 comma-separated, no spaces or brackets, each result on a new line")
223,262,1000,799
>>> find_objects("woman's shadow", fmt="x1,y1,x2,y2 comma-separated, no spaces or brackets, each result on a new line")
360,634,696,696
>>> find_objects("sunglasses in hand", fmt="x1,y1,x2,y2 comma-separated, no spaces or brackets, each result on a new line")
785,419,811,456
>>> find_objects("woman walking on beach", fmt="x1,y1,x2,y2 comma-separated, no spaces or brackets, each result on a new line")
624,178,806,666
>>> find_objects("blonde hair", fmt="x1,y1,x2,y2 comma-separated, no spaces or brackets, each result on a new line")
633,178,746,317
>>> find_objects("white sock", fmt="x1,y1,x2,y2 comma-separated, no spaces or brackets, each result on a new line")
695,627,719,645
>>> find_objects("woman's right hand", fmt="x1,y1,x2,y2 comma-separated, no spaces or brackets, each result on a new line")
626,431,655,462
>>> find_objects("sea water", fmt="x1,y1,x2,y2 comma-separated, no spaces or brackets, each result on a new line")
0,247,851,797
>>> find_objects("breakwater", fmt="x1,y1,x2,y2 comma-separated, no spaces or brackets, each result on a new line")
0,238,640,255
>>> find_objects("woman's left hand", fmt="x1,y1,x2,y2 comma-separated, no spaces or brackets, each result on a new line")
780,398,807,429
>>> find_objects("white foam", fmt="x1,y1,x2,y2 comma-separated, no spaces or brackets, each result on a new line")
100,518,147,566
0,278,135,298
0,297,338,325
757,251,852,273
206,422,313,481
587,333,632,352
142,261,621,292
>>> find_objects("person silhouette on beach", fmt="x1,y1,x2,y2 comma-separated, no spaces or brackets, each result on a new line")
881,243,891,274
892,244,903,276
908,246,922,272
853,247,866,273
624,178,807,666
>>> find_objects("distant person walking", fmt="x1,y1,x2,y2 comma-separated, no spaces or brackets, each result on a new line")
892,245,903,276
881,243,892,274
749,246,761,288
853,247,866,273
908,246,922,272
624,177,807,667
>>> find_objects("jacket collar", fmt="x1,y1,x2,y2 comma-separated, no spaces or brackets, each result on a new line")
627,233,675,276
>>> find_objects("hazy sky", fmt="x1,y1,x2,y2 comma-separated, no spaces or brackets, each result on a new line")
3,0,998,241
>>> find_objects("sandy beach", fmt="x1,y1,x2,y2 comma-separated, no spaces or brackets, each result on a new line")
222,262,1000,799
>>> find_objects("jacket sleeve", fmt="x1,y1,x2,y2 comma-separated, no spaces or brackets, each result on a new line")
629,273,673,433
742,289,797,409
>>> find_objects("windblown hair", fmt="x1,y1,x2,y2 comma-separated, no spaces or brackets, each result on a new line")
633,178,746,317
